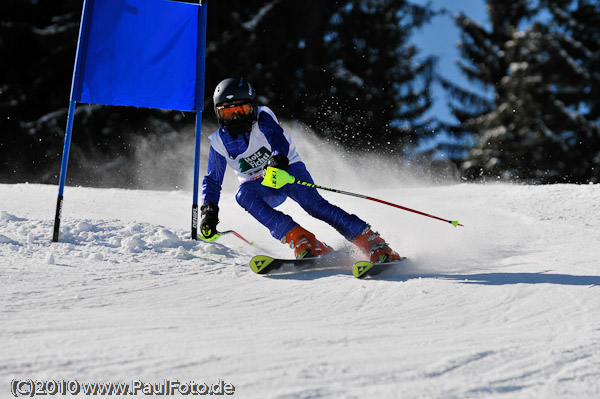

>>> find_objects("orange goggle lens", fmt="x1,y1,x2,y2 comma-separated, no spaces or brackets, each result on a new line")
216,103,253,121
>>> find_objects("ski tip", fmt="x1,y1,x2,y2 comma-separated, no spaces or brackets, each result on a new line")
451,220,463,227
352,261,373,278
250,255,274,274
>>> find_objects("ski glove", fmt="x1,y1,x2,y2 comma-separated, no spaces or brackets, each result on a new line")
267,154,289,171
200,203,219,239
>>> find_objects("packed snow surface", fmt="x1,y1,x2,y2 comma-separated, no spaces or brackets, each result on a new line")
2,180,600,398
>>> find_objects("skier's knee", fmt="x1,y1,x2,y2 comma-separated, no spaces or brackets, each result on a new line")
235,189,250,209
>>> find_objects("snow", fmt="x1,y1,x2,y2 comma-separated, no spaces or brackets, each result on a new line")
2,179,600,398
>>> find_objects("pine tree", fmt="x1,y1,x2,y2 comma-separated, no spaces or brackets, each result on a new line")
541,0,600,182
305,0,436,152
448,0,600,182
0,0,199,186
206,0,436,154
1,0,438,185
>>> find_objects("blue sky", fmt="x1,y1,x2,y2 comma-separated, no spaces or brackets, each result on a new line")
412,0,489,125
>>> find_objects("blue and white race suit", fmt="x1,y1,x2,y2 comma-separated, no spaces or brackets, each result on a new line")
201,106,366,241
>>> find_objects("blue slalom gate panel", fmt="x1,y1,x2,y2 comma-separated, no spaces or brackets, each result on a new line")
53,0,208,242
72,0,201,111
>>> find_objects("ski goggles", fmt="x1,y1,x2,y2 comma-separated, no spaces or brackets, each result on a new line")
216,101,253,121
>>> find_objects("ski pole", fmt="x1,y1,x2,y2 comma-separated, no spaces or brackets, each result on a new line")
230,230,256,246
262,167,463,227
198,230,256,245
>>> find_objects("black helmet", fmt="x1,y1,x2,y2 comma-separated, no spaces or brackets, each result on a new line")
213,77,258,137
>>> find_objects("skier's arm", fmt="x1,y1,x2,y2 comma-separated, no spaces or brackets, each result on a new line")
201,146,226,205
259,111,290,160
200,147,226,238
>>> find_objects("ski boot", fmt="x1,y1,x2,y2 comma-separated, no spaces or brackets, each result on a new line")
283,225,331,259
352,225,401,263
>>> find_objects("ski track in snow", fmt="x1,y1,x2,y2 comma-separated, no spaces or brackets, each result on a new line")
1,182,600,398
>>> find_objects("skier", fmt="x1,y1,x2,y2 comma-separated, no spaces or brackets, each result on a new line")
200,77,400,263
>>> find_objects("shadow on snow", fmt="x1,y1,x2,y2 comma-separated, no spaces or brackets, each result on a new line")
262,263,600,286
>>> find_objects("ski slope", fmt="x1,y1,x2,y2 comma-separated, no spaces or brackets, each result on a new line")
2,176,600,398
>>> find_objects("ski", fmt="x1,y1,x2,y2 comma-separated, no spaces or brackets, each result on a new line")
352,257,407,279
251,253,406,277
250,254,334,275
